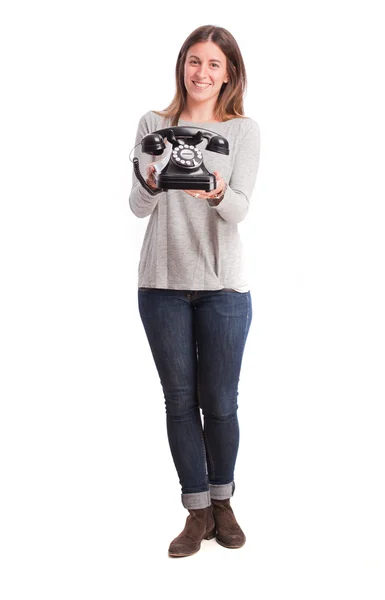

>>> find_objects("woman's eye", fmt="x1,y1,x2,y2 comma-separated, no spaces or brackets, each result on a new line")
189,60,219,67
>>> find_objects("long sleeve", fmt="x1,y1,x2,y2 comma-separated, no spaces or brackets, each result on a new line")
213,118,260,224
129,113,165,218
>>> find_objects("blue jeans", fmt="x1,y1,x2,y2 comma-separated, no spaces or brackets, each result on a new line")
138,288,252,509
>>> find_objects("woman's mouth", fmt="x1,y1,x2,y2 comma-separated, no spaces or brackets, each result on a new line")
192,81,212,90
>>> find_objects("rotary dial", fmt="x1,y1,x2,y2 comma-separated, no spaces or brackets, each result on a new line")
171,144,203,169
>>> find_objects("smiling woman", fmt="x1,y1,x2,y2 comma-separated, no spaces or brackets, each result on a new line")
182,43,229,114
156,25,247,125
128,24,261,559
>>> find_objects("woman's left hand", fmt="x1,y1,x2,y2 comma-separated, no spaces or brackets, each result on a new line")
183,171,225,200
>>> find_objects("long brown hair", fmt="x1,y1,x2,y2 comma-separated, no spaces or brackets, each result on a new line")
154,25,247,126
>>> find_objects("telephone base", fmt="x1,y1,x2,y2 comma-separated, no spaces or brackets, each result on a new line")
155,173,216,192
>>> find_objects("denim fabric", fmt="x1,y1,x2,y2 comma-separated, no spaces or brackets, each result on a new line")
138,288,252,508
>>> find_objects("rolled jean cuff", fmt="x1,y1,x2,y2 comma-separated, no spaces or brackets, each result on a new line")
182,490,211,510
209,482,235,500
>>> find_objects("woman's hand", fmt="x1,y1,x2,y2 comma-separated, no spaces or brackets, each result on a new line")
183,171,225,201
145,162,158,190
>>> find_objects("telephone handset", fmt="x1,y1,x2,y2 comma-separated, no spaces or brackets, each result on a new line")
131,126,229,196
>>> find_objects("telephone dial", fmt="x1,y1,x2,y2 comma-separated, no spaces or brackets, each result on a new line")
131,126,229,196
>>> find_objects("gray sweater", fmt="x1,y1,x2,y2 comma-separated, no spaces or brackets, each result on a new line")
129,111,261,292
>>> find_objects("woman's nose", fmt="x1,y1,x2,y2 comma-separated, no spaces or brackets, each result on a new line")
196,63,209,78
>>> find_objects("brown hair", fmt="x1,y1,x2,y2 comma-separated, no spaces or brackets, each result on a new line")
154,25,247,126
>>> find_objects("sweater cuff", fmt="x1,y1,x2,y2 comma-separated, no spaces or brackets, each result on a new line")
207,183,228,207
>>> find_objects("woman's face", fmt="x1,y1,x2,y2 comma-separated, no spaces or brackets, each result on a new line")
183,41,229,105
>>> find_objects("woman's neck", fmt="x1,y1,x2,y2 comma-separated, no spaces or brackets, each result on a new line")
179,102,220,123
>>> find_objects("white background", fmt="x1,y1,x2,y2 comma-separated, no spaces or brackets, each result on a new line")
1,0,384,598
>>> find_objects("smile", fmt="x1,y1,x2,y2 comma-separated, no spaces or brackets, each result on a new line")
192,81,212,89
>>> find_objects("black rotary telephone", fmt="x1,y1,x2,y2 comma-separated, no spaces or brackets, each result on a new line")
131,126,229,196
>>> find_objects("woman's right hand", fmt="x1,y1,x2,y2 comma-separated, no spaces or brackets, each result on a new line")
146,162,158,190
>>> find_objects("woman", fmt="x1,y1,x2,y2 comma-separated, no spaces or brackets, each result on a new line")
129,24,261,558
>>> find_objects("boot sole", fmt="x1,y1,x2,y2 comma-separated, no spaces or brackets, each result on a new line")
168,549,200,558
168,528,216,557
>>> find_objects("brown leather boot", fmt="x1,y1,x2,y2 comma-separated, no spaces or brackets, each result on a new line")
211,498,246,549
168,505,216,558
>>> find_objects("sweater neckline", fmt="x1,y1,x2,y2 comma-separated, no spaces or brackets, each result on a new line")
177,118,232,126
